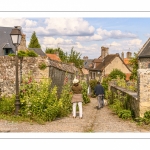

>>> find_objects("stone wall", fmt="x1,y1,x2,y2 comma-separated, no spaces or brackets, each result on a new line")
110,85,139,117
0,56,49,96
137,69,150,117
0,56,78,97
138,58,150,69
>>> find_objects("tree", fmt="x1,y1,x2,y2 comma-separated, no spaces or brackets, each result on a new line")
45,47,68,62
28,31,41,48
129,52,138,80
108,69,126,79
67,47,84,68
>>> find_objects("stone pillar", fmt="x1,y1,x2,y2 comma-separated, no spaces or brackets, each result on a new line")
137,69,150,117
18,34,27,51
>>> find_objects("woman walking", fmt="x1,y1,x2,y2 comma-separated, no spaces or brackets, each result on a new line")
71,78,83,119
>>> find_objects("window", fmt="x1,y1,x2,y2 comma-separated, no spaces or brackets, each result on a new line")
148,63,150,68
4,48,13,55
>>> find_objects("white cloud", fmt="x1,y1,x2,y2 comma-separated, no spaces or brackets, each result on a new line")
97,28,137,39
44,18,95,36
0,18,24,27
42,37,74,46
24,20,37,27
76,28,138,42
0,18,37,28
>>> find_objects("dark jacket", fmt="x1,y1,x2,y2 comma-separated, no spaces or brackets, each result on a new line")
94,84,105,96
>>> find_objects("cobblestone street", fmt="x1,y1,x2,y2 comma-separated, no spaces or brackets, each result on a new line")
0,98,149,133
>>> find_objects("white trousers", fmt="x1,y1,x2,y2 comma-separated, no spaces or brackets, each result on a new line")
72,102,82,118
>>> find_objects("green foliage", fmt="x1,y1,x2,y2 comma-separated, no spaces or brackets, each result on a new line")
9,50,38,57
129,52,138,80
81,82,90,104
89,79,97,90
144,111,150,119
89,79,97,97
26,50,38,57
118,109,132,119
38,62,47,70
57,83,72,117
101,76,111,91
0,95,15,114
108,69,126,80
109,95,132,120
18,50,28,57
19,75,63,122
45,47,84,68
67,47,84,68
135,111,150,125
28,31,41,48
45,47,68,62
8,53,15,56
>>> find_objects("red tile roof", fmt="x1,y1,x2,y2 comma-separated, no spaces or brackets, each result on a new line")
46,54,61,62
123,58,130,65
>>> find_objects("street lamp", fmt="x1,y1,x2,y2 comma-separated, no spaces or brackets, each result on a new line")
10,26,22,115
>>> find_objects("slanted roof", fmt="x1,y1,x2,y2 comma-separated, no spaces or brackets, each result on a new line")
93,58,103,63
138,38,150,58
123,58,130,65
90,54,131,72
82,68,89,75
28,48,46,56
83,59,93,69
95,54,117,71
46,53,61,62
0,27,15,56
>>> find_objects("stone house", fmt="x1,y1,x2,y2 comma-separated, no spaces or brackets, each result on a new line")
137,37,150,117
88,46,132,81
0,27,16,56
0,26,45,56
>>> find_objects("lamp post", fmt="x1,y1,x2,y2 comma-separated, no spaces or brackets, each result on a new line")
10,26,22,115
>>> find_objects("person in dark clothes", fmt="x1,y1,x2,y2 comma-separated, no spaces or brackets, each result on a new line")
94,81,105,110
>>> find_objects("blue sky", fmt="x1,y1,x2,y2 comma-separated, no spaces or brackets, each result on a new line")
1,17,150,59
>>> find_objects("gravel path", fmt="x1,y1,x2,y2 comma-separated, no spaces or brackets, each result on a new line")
0,98,149,132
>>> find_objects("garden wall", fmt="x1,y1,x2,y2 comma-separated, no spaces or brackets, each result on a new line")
0,56,78,97
109,84,139,118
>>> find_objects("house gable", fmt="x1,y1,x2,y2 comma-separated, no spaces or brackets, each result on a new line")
28,48,46,56
105,56,131,75
138,37,150,58
0,27,15,56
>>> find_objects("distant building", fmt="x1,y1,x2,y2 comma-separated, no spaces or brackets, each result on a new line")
88,46,131,81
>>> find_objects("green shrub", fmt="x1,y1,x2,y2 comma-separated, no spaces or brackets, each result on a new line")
108,69,126,80
144,111,150,119
38,62,47,70
57,83,72,117
18,50,28,57
81,82,90,104
0,95,15,114
26,50,38,57
89,79,97,97
118,109,132,119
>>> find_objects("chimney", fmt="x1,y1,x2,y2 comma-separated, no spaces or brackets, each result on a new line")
101,46,109,59
83,56,88,60
126,52,132,58
121,52,124,60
